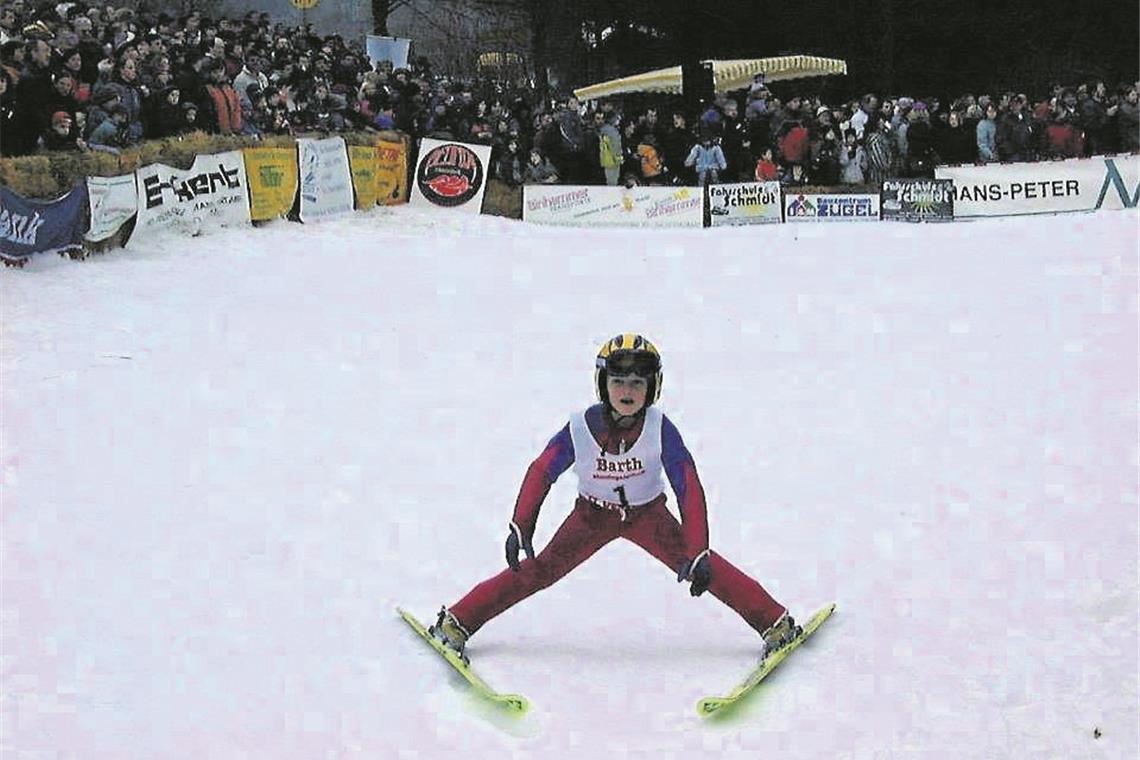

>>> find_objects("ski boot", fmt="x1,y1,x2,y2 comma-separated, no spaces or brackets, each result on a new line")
429,607,472,664
760,611,802,659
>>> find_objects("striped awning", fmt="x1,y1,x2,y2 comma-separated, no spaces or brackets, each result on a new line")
573,55,847,100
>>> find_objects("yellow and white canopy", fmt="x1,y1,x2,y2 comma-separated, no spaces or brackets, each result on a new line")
573,55,847,101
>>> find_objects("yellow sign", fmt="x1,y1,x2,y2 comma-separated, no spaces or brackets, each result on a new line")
243,147,298,221
290,0,320,9
375,140,408,205
347,145,381,209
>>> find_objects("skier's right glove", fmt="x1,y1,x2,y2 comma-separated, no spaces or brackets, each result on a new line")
505,521,535,571
676,549,712,597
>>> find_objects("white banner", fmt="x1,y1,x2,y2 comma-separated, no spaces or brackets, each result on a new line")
366,36,411,71
298,137,354,223
935,155,1140,217
784,192,880,222
410,139,493,214
86,174,137,241
132,151,251,243
523,185,704,227
708,181,782,226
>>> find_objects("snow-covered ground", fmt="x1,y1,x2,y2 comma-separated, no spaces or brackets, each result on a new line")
2,206,1137,759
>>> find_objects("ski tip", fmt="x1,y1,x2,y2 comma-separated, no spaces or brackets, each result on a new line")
696,697,731,717
495,694,530,714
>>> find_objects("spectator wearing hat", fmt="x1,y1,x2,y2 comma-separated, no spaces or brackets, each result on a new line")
746,76,770,121
809,113,842,186
84,86,121,138
40,110,88,152
180,100,202,132
87,102,132,153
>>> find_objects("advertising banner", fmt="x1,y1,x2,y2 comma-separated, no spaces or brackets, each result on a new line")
297,137,354,223
348,145,382,209
935,155,1140,217
132,151,251,242
410,138,492,214
707,181,782,226
0,182,88,262
880,178,954,222
244,147,298,221
784,192,880,222
523,185,704,227
86,174,137,241
366,35,411,70
376,140,408,205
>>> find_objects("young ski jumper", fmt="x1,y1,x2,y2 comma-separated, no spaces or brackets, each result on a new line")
431,334,800,659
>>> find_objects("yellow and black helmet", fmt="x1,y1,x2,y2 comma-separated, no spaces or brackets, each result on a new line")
595,333,663,408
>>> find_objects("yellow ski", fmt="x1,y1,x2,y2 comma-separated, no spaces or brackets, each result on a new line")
397,607,529,714
697,602,836,717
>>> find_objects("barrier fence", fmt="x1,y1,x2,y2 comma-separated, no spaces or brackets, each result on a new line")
1,139,1136,267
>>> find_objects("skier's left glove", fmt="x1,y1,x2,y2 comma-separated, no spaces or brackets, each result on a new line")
676,549,712,597
505,521,536,572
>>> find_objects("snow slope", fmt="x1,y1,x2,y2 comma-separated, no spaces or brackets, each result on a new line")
2,206,1137,759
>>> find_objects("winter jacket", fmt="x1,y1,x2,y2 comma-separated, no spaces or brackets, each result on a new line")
976,117,998,162
997,112,1034,162
87,119,131,152
598,123,623,169
777,124,810,165
205,83,243,135
523,157,560,184
495,153,523,186
684,142,727,174
1117,100,1139,152
937,123,977,165
103,78,144,141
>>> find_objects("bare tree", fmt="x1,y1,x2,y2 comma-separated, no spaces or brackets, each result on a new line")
372,0,411,35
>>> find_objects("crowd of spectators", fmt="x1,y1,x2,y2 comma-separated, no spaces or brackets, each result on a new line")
1,0,1137,190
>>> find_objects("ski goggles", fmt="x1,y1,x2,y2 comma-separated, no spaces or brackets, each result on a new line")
602,350,660,377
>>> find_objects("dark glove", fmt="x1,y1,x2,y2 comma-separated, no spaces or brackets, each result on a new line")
676,550,712,597
505,521,535,572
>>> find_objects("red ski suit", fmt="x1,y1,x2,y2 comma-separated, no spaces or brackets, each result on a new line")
449,404,786,636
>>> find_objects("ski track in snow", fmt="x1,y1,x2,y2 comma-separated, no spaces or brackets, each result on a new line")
2,205,1137,759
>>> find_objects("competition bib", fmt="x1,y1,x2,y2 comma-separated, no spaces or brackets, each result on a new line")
570,407,664,507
